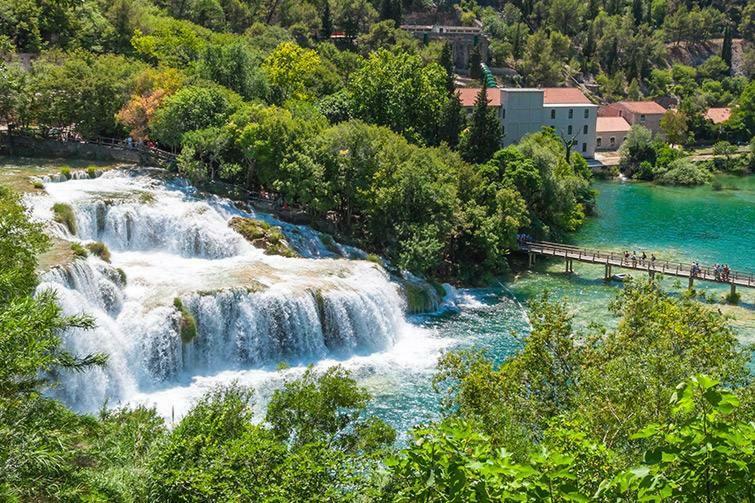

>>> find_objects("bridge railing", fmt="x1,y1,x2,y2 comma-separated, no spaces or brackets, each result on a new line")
522,241,754,286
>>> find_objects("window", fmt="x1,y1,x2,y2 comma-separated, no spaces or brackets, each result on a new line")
640,114,646,122
583,124,588,134
567,125,572,134
502,108,506,119
623,136,627,142
581,142,587,152
610,137,615,146
550,109,556,119
501,126,505,137
568,109,573,119
597,137,602,147
584,109,589,119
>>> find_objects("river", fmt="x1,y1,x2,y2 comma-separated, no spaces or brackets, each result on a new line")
12,161,755,434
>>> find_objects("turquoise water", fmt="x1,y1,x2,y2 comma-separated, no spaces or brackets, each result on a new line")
374,176,755,435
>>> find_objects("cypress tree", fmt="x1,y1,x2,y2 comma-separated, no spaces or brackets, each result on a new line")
380,0,402,25
439,92,463,147
632,0,644,24
440,42,455,92
460,81,501,164
722,24,733,70
469,45,482,80
321,1,333,39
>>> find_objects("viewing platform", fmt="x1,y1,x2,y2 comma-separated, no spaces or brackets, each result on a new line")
521,241,754,295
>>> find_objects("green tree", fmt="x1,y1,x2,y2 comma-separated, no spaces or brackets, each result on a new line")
150,85,236,148
459,83,501,164
659,109,689,145
197,42,268,100
320,0,332,39
348,49,448,145
262,41,324,103
608,375,754,501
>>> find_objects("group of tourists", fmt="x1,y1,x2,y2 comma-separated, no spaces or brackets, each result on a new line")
713,263,731,281
690,262,732,281
623,250,656,267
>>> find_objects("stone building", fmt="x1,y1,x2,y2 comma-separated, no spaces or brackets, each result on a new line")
595,116,632,151
401,24,488,73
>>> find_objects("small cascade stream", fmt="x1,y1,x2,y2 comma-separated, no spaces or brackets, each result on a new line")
29,168,448,414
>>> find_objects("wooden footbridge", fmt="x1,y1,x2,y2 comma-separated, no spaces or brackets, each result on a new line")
521,241,754,296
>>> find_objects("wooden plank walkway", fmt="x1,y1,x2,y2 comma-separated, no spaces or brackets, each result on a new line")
522,241,754,292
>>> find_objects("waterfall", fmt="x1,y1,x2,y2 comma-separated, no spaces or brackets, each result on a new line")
32,169,413,413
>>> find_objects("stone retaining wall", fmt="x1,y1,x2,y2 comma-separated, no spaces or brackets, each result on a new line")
1,134,144,163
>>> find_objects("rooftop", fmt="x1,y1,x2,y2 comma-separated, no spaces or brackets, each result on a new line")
704,107,731,124
457,88,502,107
596,116,631,133
457,86,592,107
616,101,667,114
542,87,592,105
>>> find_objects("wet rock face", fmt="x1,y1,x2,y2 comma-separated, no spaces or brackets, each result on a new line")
229,217,299,258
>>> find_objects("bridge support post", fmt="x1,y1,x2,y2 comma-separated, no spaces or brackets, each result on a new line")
688,277,694,289
604,264,611,280
528,252,534,267
730,283,737,299
570,260,574,273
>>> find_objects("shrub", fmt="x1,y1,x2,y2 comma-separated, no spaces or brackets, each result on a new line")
656,159,712,186
173,298,198,343
116,268,127,285
60,167,72,180
85,242,111,262
70,242,88,258
52,203,77,234
86,166,97,179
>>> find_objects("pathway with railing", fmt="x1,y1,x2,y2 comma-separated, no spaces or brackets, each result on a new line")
521,241,754,295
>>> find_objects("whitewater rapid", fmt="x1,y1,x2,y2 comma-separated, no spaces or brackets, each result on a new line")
28,168,451,415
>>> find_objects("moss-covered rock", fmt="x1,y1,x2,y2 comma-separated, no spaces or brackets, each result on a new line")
229,217,298,258
173,298,198,343
70,242,88,259
85,241,111,262
52,203,77,234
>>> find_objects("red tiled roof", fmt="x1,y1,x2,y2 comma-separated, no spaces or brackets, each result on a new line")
596,116,631,133
542,87,592,105
704,107,731,124
457,88,501,107
616,101,666,114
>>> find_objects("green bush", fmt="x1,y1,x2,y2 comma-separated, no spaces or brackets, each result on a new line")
86,166,97,179
173,298,198,343
60,167,72,180
656,159,712,186
70,242,88,258
52,203,77,234
85,241,111,262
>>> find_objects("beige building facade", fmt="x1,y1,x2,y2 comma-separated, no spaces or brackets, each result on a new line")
595,116,632,151
459,87,598,158
598,101,666,135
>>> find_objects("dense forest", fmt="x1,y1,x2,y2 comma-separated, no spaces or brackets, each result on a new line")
1,0,754,279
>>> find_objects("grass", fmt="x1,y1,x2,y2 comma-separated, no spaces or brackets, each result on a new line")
173,298,198,343
366,254,381,264
85,241,111,262
52,203,77,234
70,242,88,259
138,192,156,204
87,166,97,179
60,167,72,180
116,268,127,285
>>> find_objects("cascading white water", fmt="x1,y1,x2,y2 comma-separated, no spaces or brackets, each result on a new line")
30,169,420,413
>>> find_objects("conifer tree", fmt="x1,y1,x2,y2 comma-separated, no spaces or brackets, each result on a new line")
440,42,455,93
459,81,501,163
721,24,732,71
321,1,333,39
